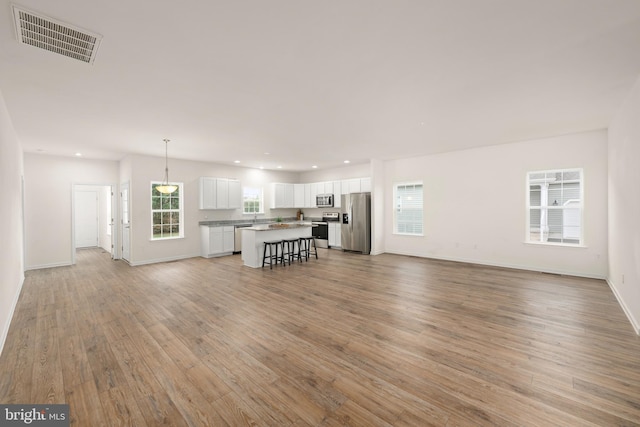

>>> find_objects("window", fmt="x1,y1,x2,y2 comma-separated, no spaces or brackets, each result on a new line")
243,187,264,214
151,182,183,239
394,182,423,235
527,169,582,245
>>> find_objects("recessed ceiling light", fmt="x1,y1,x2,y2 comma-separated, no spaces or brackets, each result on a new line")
264,152,270,155
259,166,264,170
344,160,350,164
234,160,241,164
312,165,318,169
75,152,82,157
277,165,282,169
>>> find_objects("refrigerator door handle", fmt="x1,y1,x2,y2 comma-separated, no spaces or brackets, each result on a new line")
350,202,353,231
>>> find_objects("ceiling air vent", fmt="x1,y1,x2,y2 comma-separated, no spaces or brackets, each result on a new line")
12,5,102,64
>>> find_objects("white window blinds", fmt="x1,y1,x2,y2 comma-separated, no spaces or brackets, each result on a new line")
394,182,423,235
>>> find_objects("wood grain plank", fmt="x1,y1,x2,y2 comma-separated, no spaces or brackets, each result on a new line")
1,248,639,426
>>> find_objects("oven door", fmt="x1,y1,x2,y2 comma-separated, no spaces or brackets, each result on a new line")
312,223,329,248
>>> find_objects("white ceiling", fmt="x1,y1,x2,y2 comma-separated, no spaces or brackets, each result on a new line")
1,0,640,171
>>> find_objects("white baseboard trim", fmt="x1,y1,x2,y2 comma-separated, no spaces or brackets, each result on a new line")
606,279,640,335
25,261,72,271
0,274,25,358
384,250,607,280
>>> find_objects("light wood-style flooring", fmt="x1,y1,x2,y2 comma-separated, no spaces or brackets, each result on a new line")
1,248,639,426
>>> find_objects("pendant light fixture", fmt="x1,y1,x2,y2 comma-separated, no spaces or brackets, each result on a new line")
156,138,178,194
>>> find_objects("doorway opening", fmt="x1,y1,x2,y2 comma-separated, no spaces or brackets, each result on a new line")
72,184,115,264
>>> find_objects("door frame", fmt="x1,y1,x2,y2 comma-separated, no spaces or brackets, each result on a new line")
71,183,119,264
120,181,131,263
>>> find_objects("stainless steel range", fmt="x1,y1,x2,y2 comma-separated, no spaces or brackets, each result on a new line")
311,212,339,248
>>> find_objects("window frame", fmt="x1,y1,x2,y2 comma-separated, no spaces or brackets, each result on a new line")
525,168,584,247
393,181,424,236
242,186,264,215
150,181,184,240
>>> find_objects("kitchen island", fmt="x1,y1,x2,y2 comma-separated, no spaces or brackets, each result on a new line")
241,223,313,268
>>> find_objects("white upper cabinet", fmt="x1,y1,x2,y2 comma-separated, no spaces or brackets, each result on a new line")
294,184,305,208
360,177,371,193
341,177,370,195
271,183,295,208
332,181,342,207
228,180,242,209
269,177,369,209
199,177,242,210
199,177,217,209
216,178,229,209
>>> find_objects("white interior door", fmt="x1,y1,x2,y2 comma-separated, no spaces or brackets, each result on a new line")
121,182,131,262
75,190,99,248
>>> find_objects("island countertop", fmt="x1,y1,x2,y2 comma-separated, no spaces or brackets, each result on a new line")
245,222,313,231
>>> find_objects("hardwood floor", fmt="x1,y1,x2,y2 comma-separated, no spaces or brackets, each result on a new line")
1,248,639,426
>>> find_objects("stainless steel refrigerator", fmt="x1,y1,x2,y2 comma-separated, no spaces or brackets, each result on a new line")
341,192,371,254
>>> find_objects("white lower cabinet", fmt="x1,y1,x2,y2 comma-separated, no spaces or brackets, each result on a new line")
328,222,341,248
201,225,235,257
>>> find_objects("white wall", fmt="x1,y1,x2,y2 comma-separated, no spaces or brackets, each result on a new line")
24,154,119,269
123,154,300,265
384,130,609,279
608,75,640,334
0,89,24,356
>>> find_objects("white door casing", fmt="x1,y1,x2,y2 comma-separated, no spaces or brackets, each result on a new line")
121,182,131,262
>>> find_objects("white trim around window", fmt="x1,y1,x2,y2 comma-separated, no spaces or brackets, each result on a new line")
151,181,184,240
526,168,583,247
393,181,424,236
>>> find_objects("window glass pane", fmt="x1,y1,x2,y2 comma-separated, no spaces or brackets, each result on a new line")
151,182,183,239
529,186,541,206
170,196,180,209
394,183,423,235
526,169,582,245
243,187,264,214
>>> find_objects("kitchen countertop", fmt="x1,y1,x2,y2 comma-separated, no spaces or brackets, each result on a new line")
199,217,320,227
244,222,313,231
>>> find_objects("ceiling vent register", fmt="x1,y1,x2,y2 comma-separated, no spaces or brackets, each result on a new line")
12,5,102,64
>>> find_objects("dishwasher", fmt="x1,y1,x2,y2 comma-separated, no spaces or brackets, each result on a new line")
234,224,252,254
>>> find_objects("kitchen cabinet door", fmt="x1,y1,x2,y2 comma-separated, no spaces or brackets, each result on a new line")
271,183,294,208
216,179,229,209
199,177,217,209
360,177,371,192
223,226,235,253
332,181,342,207
284,183,294,207
294,184,305,208
347,178,361,194
271,183,285,208
328,223,341,248
210,227,224,254
304,183,312,208
228,180,242,209
309,183,319,207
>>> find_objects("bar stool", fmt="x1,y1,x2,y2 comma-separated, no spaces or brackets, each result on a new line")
262,240,283,269
299,236,318,261
282,238,302,265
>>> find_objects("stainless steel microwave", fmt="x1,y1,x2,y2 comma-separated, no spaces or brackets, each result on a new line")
316,194,334,208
